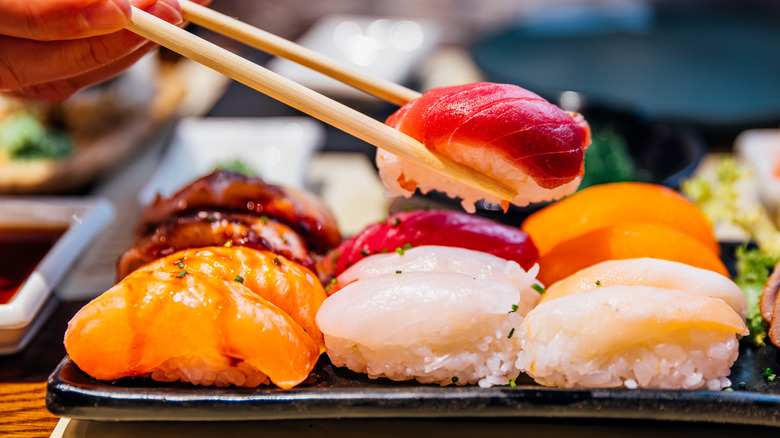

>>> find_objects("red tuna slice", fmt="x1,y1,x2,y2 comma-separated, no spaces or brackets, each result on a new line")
386,83,591,189
319,209,538,280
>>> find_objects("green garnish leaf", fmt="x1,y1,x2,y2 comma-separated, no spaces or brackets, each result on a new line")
360,249,370,257
509,380,517,388
391,218,401,226
734,246,777,346
451,376,458,383
176,270,188,278
507,328,515,339
510,304,519,313
531,284,546,294
402,243,413,250
274,257,281,266
395,270,402,274
234,275,244,283
395,247,405,256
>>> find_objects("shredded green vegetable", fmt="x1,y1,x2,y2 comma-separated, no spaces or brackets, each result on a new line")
0,112,73,160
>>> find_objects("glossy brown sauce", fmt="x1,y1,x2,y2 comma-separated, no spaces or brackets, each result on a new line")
0,227,65,305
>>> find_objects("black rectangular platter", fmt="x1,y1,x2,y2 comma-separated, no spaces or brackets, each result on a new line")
47,343,780,426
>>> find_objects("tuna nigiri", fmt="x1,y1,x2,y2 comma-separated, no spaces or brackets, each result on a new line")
65,270,320,389
319,209,538,280
515,286,748,390
378,83,591,212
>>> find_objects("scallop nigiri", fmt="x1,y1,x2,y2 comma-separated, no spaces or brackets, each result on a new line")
134,246,327,349
332,245,541,314
64,270,320,389
316,272,529,388
378,82,591,212
543,258,747,319
515,286,748,390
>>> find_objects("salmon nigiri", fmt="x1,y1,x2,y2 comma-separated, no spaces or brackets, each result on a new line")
136,246,327,350
378,83,591,212
65,270,320,389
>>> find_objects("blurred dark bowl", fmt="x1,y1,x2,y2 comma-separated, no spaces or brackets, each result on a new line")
420,97,706,226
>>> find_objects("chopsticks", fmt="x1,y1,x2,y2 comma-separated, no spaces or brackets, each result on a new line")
125,7,517,202
179,0,422,106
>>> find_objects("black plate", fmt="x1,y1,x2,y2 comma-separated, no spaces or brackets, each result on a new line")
47,343,780,425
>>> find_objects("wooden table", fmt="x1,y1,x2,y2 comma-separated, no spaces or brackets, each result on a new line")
0,302,85,437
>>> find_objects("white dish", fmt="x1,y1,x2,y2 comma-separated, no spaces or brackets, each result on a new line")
268,15,440,101
138,117,325,205
734,129,780,214
0,197,114,354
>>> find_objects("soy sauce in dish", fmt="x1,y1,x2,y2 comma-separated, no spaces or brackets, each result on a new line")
0,227,65,305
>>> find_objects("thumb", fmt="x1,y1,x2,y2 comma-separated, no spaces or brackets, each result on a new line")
0,0,134,41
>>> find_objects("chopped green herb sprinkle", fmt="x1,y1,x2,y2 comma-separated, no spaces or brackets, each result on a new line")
723,387,734,392
176,270,188,278
391,218,401,226
395,247,405,256
235,275,245,283
402,243,413,250
509,380,517,388
531,284,546,294
331,278,338,284
764,368,774,377
451,376,458,383
223,241,233,248
260,215,269,224
507,328,515,339
360,249,370,257
739,382,747,389
379,248,388,254
395,270,402,274
769,374,777,382
510,304,519,313
403,206,415,211
422,204,431,210
324,284,331,292
205,215,217,223
274,257,281,266
595,280,601,286
763,368,777,382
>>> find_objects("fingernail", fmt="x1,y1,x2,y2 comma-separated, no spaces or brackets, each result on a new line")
151,1,183,25
79,1,129,31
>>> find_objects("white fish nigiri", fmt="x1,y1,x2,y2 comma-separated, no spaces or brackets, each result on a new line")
543,258,747,320
333,245,541,314
516,285,748,390
316,272,533,387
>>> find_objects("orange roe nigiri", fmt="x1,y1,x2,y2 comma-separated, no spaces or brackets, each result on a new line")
535,222,728,286
521,182,720,257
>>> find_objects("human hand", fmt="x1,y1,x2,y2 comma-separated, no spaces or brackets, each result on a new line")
0,0,211,101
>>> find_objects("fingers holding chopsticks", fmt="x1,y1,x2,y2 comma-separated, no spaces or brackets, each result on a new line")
0,0,211,101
